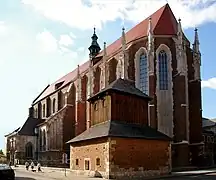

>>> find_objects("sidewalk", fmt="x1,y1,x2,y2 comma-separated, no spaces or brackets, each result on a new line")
13,165,216,179
13,165,100,180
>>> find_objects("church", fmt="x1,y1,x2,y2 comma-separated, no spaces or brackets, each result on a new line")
5,3,203,175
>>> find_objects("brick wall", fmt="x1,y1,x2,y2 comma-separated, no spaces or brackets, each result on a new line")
109,137,171,178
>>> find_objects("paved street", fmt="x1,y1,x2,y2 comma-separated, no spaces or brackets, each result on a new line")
14,166,216,180
14,167,100,180
160,173,216,179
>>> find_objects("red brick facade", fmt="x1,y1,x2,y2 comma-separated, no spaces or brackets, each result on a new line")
8,3,203,169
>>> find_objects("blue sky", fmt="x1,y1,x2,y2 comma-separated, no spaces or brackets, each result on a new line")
0,0,216,150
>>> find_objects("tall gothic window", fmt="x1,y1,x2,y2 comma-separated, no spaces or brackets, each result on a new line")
25,142,33,159
43,130,46,151
158,50,168,90
52,98,56,113
42,104,45,117
139,53,148,94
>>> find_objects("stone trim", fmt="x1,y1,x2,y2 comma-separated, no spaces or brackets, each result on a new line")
156,44,173,137
84,158,91,171
134,47,149,95
116,56,123,79
173,37,190,142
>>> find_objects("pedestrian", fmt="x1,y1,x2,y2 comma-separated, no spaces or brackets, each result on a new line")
30,161,34,171
25,161,29,170
37,162,42,172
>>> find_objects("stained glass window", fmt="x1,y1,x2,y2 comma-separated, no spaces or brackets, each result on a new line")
158,50,168,90
139,53,148,94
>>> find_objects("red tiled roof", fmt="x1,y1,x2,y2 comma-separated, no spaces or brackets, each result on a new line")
97,3,177,57
33,60,90,104
33,3,177,104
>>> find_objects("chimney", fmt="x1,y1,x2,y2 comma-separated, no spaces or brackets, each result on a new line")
29,107,34,117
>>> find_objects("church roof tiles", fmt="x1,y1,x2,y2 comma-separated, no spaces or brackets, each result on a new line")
33,3,177,104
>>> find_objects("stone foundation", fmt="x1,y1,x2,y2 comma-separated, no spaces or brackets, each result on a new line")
70,166,169,179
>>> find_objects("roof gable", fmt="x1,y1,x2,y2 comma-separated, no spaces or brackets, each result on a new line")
154,4,177,35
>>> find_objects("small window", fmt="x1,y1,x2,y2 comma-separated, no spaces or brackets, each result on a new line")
76,159,79,166
94,103,98,111
84,160,90,170
96,158,100,166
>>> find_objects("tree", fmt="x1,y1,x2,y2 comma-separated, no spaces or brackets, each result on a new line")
0,149,4,156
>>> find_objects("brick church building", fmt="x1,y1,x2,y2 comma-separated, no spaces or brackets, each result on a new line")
5,3,202,171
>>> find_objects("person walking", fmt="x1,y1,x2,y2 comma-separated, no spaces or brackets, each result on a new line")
25,161,29,170
30,161,34,171
37,162,42,172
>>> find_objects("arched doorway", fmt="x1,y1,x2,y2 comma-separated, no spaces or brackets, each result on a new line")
25,142,33,159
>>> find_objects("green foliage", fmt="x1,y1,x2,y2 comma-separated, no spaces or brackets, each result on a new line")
0,149,4,155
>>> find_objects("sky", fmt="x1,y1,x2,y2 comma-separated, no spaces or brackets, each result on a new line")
0,0,216,150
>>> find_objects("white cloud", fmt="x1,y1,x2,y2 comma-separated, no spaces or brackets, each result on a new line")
36,30,77,54
202,78,216,89
36,30,57,53
0,21,7,35
21,0,216,30
59,34,74,46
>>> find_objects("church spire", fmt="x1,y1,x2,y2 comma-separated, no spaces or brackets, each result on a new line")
122,27,126,51
76,64,82,101
147,17,153,52
193,28,200,53
103,42,108,88
118,27,128,80
177,18,183,44
77,64,80,77
88,27,101,59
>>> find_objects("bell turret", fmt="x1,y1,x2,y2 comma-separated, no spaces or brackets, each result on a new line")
88,27,101,59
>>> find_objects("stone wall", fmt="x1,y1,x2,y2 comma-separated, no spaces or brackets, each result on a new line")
70,138,109,178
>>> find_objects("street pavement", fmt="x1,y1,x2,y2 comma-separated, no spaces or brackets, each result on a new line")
14,166,216,180
14,167,101,180
160,173,216,179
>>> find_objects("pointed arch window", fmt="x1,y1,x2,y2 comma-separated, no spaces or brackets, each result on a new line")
42,104,45,117
25,142,33,159
139,53,148,94
158,50,168,90
52,98,56,113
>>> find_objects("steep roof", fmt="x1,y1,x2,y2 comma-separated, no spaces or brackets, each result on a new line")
67,120,171,144
18,117,45,136
202,117,216,128
88,78,152,101
33,3,178,104
5,127,20,137
97,3,177,57
33,60,90,104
